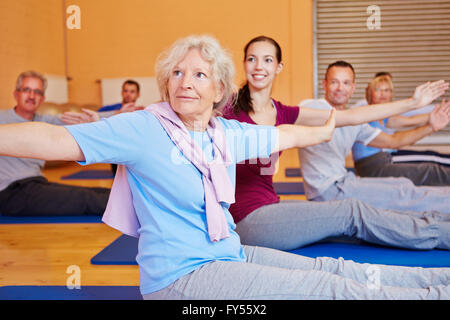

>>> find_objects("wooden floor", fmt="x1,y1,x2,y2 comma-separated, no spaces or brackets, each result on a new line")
0,162,140,287
0,148,311,288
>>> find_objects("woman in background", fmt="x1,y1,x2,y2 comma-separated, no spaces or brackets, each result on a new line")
352,75,450,185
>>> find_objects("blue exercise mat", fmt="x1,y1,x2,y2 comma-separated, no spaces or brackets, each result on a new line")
0,215,103,224
91,234,450,268
0,285,141,300
61,169,114,180
285,167,356,177
288,242,450,268
91,234,138,265
273,182,305,195
285,168,303,177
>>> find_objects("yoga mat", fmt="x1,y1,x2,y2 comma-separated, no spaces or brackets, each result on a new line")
285,168,303,177
91,234,138,265
285,167,356,177
288,242,450,268
273,182,305,195
0,286,141,300
61,169,114,180
91,234,450,268
0,215,102,224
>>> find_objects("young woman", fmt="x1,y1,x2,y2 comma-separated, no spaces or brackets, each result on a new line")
222,35,450,253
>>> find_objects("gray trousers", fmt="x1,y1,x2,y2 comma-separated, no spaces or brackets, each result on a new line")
235,198,450,251
314,172,450,215
354,152,450,186
143,245,450,300
392,149,450,167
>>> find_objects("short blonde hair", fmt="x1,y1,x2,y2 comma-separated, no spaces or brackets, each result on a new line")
155,35,235,110
366,75,393,104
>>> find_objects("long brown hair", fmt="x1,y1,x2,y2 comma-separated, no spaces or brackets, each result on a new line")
233,36,282,115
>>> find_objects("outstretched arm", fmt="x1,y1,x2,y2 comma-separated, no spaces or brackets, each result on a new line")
61,103,146,125
61,108,100,125
273,108,336,153
385,113,430,129
296,80,448,127
116,102,145,114
367,99,450,149
0,122,84,161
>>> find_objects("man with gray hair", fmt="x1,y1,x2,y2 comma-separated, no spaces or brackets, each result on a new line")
0,71,110,217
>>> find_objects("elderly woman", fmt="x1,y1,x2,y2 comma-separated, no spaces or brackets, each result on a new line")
352,75,450,186
0,35,449,300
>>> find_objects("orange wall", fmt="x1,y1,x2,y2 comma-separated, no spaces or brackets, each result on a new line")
291,0,314,105
0,0,66,109
0,0,313,108
66,0,314,106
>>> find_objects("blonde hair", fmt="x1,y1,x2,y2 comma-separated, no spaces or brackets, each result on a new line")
155,35,235,110
366,75,393,104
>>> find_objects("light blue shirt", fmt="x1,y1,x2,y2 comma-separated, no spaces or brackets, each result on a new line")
65,109,277,294
352,118,395,162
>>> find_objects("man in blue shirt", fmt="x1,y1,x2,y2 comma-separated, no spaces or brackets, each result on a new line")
98,79,144,114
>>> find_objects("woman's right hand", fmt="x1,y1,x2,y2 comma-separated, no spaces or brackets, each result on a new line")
321,107,336,142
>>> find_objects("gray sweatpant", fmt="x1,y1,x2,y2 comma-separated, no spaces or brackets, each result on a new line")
314,172,450,215
235,198,450,251
143,245,450,300
354,151,450,186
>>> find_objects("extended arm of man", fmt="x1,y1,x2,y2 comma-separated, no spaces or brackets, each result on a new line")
61,103,146,125
116,102,145,114
273,108,336,153
367,99,450,149
61,108,100,125
0,122,84,161
296,80,448,127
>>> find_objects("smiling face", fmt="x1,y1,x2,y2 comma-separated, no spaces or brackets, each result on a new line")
167,48,224,130
244,40,283,92
322,66,356,109
14,76,45,120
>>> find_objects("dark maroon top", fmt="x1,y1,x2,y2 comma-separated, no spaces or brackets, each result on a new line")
221,99,300,223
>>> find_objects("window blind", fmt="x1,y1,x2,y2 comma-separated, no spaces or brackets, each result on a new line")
314,0,450,107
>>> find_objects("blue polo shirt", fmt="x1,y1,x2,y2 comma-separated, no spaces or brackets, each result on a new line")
352,118,395,162
98,103,122,112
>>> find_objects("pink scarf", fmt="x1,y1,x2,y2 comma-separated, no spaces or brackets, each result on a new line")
102,102,234,242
